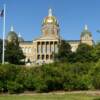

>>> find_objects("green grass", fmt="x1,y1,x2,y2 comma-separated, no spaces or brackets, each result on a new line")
0,93,100,100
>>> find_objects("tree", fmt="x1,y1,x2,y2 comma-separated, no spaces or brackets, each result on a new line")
54,40,72,62
75,43,93,62
92,43,100,62
0,39,2,63
5,40,25,64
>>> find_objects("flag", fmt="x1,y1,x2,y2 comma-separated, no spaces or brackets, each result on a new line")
0,10,4,17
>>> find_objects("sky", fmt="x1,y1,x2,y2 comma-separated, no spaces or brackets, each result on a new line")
0,0,100,42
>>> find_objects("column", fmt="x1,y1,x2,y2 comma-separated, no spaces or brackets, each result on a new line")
55,42,58,53
47,42,49,54
36,42,38,60
40,42,42,60
45,42,46,61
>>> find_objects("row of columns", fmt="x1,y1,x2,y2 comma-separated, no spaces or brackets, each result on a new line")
37,41,58,60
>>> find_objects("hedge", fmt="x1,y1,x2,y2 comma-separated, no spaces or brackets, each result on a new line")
0,62,99,93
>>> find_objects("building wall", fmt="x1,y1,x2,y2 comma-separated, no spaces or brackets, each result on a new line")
19,42,35,63
19,10,94,65
19,36,93,64
68,42,80,52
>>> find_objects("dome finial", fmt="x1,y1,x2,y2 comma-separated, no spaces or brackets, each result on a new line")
10,26,14,31
48,8,52,16
85,24,88,30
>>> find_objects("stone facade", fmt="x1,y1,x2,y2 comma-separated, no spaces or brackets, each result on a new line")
20,9,60,64
7,9,94,65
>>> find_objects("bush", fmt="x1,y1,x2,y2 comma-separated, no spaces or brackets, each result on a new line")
0,64,21,92
42,64,63,91
0,81,3,92
34,78,47,92
92,61,100,89
93,98,100,100
7,81,24,94
15,67,35,91
0,62,99,93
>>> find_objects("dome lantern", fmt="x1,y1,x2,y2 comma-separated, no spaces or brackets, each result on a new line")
48,8,52,16
84,24,88,31
10,26,14,31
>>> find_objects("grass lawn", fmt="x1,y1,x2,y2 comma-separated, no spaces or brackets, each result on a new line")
0,93,100,100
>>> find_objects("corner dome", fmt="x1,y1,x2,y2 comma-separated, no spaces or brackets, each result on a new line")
42,8,59,26
18,33,24,42
7,26,18,42
18,37,24,42
81,25,92,37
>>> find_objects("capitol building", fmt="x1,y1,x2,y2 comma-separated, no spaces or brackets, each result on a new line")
6,9,94,65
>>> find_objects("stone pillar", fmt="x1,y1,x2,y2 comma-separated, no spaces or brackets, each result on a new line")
41,42,42,54
46,42,47,54
36,42,38,60
45,42,46,61
40,42,42,60
43,42,45,54
50,42,51,53
47,42,49,54
55,42,58,53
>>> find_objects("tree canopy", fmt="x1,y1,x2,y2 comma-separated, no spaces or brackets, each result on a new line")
74,43,93,63
92,42,100,62
5,40,25,64
54,40,72,62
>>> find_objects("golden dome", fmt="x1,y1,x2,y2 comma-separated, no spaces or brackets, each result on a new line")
42,9,59,26
43,16,58,25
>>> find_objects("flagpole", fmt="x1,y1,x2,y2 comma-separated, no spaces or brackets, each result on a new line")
2,4,6,64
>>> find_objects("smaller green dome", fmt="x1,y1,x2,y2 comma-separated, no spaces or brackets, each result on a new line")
18,36,24,42
7,31,18,42
18,37,24,42
81,30,92,37
81,25,92,37
18,33,24,42
7,26,18,42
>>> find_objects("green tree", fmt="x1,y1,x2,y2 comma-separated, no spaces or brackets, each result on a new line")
54,40,72,62
0,39,2,63
92,60,100,89
92,43,100,62
75,43,93,62
7,81,24,94
5,40,25,64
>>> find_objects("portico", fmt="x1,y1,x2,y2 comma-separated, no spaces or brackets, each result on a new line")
36,40,58,64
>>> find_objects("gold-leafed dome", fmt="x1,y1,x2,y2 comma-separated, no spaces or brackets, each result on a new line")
42,9,59,26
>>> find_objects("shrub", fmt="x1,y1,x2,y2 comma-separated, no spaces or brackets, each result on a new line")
92,61,100,89
7,81,24,94
0,81,3,92
93,98,100,100
34,78,47,92
0,62,98,93
15,67,36,91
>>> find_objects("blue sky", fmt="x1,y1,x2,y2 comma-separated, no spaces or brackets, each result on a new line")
0,0,100,42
